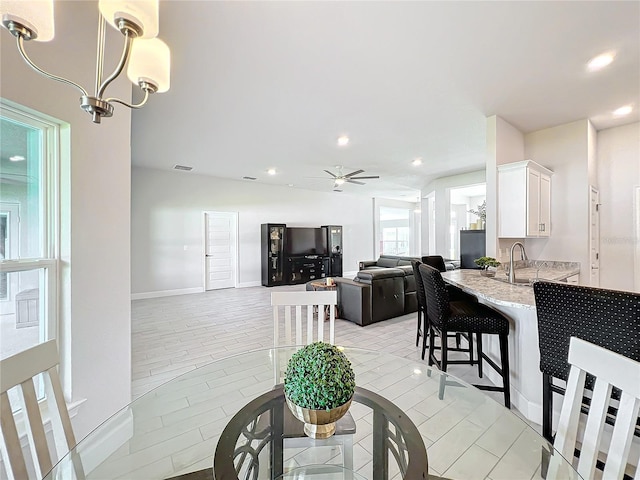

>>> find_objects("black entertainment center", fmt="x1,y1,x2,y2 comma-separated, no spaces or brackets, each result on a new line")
261,224,343,287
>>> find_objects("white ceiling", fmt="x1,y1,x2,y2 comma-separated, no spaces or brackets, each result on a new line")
130,1,640,200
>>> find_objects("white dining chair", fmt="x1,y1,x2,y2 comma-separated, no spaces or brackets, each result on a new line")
0,340,84,480
272,290,337,349
270,290,354,472
547,337,640,480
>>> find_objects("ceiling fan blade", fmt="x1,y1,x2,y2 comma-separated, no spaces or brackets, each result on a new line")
344,169,364,178
324,170,337,178
346,179,365,185
333,189,343,192
349,175,380,180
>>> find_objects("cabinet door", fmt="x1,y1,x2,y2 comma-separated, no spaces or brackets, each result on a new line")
539,174,551,237
526,168,540,236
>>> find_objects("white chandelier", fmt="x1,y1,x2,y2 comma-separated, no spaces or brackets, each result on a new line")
0,0,171,123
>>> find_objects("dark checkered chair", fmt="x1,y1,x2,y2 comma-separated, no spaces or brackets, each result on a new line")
533,281,640,443
419,263,511,407
412,258,472,361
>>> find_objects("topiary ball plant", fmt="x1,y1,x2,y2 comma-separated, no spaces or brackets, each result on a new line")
284,342,355,411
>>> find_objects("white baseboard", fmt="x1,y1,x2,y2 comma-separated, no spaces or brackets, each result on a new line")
237,281,262,288
131,287,204,300
79,408,134,475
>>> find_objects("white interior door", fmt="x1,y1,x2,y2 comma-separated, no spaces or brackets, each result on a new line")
589,186,600,287
204,212,237,290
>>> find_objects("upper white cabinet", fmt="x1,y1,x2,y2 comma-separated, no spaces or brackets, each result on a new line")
498,160,553,238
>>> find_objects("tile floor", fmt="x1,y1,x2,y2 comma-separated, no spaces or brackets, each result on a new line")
132,285,504,402
129,284,549,479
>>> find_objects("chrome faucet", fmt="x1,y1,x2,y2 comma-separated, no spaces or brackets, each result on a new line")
508,242,528,284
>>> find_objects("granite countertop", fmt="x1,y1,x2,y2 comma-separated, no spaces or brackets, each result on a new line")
441,261,580,310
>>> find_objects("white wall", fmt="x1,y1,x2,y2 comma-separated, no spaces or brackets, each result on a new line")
597,122,640,292
524,120,591,280
422,170,486,258
131,167,375,294
486,115,525,258
1,1,132,438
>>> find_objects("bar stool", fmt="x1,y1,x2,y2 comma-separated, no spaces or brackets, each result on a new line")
419,263,511,408
412,259,471,362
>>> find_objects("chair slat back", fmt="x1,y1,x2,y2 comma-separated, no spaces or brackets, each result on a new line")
271,290,338,385
549,337,640,480
271,291,337,347
0,340,79,479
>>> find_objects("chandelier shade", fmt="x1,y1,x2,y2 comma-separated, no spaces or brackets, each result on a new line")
0,0,54,41
128,38,170,93
0,0,170,123
98,0,159,39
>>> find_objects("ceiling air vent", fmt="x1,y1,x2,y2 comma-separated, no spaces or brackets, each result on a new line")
242,176,257,180
173,164,193,171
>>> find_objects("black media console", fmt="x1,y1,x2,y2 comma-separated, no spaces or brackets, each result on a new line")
260,224,342,287
287,256,326,284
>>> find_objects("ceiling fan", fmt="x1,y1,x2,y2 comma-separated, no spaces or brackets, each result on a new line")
323,166,380,191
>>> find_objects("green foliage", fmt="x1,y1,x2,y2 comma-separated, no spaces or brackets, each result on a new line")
474,256,501,268
468,200,487,221
284,342,355,410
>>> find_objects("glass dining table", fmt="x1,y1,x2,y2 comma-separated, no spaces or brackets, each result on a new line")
44,347,581,480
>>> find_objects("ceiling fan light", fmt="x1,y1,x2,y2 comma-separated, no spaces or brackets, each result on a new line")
1,0,54,41
99,0,159,38
335,178,345,186
127,37,171,92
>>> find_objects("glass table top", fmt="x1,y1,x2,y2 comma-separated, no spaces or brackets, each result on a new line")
43,347,581,479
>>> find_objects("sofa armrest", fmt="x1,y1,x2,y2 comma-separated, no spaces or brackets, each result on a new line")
359,260,378,270
335,278,372,326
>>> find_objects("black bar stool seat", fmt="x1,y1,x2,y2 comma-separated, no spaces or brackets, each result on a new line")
419,263,511,408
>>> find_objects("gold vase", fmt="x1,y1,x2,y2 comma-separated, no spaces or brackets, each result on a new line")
285,395,353,439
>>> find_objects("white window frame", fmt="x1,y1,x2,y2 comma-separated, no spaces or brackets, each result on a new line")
0,100,60,354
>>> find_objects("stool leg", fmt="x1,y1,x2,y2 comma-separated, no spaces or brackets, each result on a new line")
476,333,483,378
440,328,448,372
428,324,436,367
456,332,461,349
421,314,428,360
416,309,421,347
542,373,553,442
499,332,511,408
468,332,474,365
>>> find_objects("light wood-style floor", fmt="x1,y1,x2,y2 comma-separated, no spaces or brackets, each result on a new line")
128,284,550,479
132,284,508,405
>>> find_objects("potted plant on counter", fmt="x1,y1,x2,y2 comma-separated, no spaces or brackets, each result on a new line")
284,342,355,439
474,256,501,277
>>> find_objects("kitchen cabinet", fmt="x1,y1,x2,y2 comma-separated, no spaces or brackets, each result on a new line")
498,160,553,238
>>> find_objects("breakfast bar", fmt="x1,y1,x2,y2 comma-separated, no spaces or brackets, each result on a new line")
440,262,580,424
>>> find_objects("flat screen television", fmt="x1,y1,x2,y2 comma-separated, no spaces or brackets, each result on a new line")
286,228,328,256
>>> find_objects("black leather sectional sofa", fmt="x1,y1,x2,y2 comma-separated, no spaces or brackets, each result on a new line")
334,255,426,326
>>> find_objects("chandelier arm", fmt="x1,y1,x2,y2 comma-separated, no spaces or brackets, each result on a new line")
106,90,150,110
16,35,88,96
97,30,134,98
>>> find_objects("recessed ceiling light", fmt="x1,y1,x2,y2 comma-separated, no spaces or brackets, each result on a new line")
288,184,294,187
267,168,276,175
337,135,349,146
587,52,615,71
411,158,423,166
9,155,25,162
613,105,633,116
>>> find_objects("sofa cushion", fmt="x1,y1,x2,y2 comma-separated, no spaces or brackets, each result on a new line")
356,268,404,283
377,257,401,268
